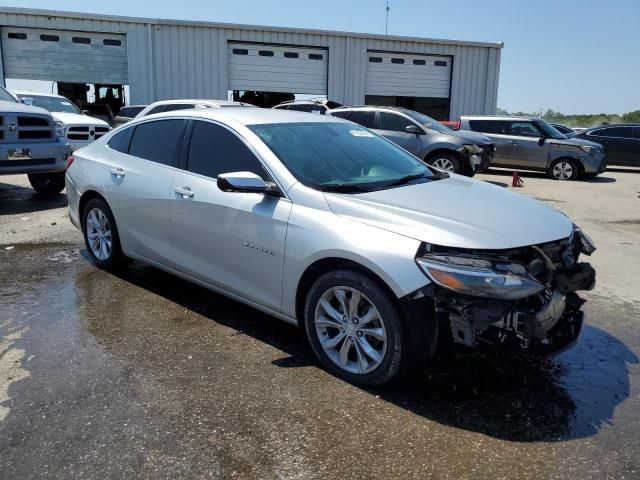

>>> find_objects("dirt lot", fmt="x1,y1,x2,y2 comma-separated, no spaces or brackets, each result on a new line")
1,169,639,479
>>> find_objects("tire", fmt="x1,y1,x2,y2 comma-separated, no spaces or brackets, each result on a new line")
28,172,65,195
81,198,126,270
426,153,462,174
303,270,406,386
548,159,579,181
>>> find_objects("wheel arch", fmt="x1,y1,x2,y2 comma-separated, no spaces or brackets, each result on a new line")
78,189,109,226
549,156,584,178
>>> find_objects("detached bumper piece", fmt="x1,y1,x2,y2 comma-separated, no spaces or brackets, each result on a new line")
431,237,595,357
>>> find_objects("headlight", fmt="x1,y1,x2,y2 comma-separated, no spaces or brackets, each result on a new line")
573,224,597,255
579,145,598,154
54,121,65,137
462,144,483,154
416,254,545,300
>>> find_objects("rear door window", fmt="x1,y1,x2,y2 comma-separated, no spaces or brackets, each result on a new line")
379,112,415,132
164,103,196,112
509,121,542,137
331,110,376,129
186,120,266,179
468,120,511,135
129,120,186,166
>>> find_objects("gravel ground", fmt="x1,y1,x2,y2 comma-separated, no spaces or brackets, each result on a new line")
1,169,639,479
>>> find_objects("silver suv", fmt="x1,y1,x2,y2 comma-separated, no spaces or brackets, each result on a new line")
0,85,71,195
459,116,607,180
329,106,495,176
66,108,596,386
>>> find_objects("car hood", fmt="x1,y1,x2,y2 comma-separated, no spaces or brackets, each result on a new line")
549,136,601,148
0,100,52,116
52,112,110,127
324,176,573,250
447,129,493,145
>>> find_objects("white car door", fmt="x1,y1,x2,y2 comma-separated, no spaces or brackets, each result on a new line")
103,119,187,265
170,119,291,312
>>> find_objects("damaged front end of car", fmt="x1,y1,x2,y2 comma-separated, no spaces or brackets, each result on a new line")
415,225,596,357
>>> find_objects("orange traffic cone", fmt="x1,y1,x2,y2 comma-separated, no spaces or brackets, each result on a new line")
512,170,524,187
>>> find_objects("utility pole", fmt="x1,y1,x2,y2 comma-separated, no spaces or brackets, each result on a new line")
385,0,390,35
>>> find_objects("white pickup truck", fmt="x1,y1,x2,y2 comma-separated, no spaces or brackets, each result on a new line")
0,85,71,195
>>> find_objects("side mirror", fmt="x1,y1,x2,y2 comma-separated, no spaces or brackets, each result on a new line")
21,97,34,106
405,125,422,135
217,171,282,197
538,137,546,147
82,109,90,115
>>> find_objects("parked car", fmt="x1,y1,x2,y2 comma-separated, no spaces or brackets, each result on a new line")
0,85,70,195
15,92,111,151
570,124,640,167
329,106,495,175
459,116,607,180
82,103,114,125
549,123,575,135
135,99,253,118
65,108,596,385
273,99,342,115
113,105,147,128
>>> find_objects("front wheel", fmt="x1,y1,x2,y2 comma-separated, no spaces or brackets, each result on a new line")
304,270,406,386
28,172,65,195
426,153,462,174
548,159,579,181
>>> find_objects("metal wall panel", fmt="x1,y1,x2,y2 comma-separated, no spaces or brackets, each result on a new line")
0,9,502,117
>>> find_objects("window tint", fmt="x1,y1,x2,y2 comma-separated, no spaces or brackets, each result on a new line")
510,121,542,137
468,120,511,135
129,120,186,166
379,112,415,132
8,32,27,40
413,59,426,65
391,58,405,64
146,105,167,116
259,50,274,56
331,110,376,129
108,128,133,154
284,52,299,58
434,60,448,67
103,39,122,46
232,48,248,55
633,127,640,139
40,34,59,42
309,53,324,60
369,57,383,63
590,126,634,139
121,106,145,117
164,103,196,112
72,37,91,44
187,121,265,179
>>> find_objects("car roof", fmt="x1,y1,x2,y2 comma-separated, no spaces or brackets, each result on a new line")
330,105,411,113
580,123,640,131
460,115,535,122
143,107,348,126
147,99,251,108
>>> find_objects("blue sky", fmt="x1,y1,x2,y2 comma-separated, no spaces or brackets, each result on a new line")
2,0,639,114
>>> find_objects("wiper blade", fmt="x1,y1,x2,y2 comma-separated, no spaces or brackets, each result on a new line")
319,183,371,193
384,173,435,188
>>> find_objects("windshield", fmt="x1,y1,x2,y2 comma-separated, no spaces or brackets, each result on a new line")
18,94,81,114
0,86,17,103
534,119,567,140
403,110,452,134
250,122,437,192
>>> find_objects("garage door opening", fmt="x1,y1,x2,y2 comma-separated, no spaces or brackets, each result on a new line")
228,43,328,107
366,52,452,120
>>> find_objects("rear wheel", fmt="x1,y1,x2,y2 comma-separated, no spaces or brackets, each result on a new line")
82,198,126,270
28,172,65,195
548,159,579,181
304,270,406,386
427,153,461,174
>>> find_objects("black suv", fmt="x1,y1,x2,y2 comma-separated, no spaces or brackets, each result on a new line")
571,124,640,167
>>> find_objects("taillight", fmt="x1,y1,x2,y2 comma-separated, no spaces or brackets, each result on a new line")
65,155,75,170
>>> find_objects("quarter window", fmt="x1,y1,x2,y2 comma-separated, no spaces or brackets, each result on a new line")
379,112,415,133
108,128,133,154
129,120,186,166
187,121,265,179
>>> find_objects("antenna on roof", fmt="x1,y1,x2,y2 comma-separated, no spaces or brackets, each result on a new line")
385,1,391,35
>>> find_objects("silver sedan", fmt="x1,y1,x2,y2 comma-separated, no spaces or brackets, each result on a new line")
65,108,597,385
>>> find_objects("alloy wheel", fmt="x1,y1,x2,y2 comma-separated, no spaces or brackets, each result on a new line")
314,286,388,375
86,207,112,260
552,161,574,180
432,158,455,172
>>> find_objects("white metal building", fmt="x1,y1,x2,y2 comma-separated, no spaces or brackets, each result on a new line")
0,8,503,120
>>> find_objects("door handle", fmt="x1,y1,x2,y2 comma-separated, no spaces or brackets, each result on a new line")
174,186,194,199
110,167,125,177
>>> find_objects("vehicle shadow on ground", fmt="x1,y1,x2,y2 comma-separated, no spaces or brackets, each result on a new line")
483,168,617,184
93,259,637,444
0,181,67,215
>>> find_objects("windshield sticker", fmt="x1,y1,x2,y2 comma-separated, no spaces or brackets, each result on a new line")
350,129,374,137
